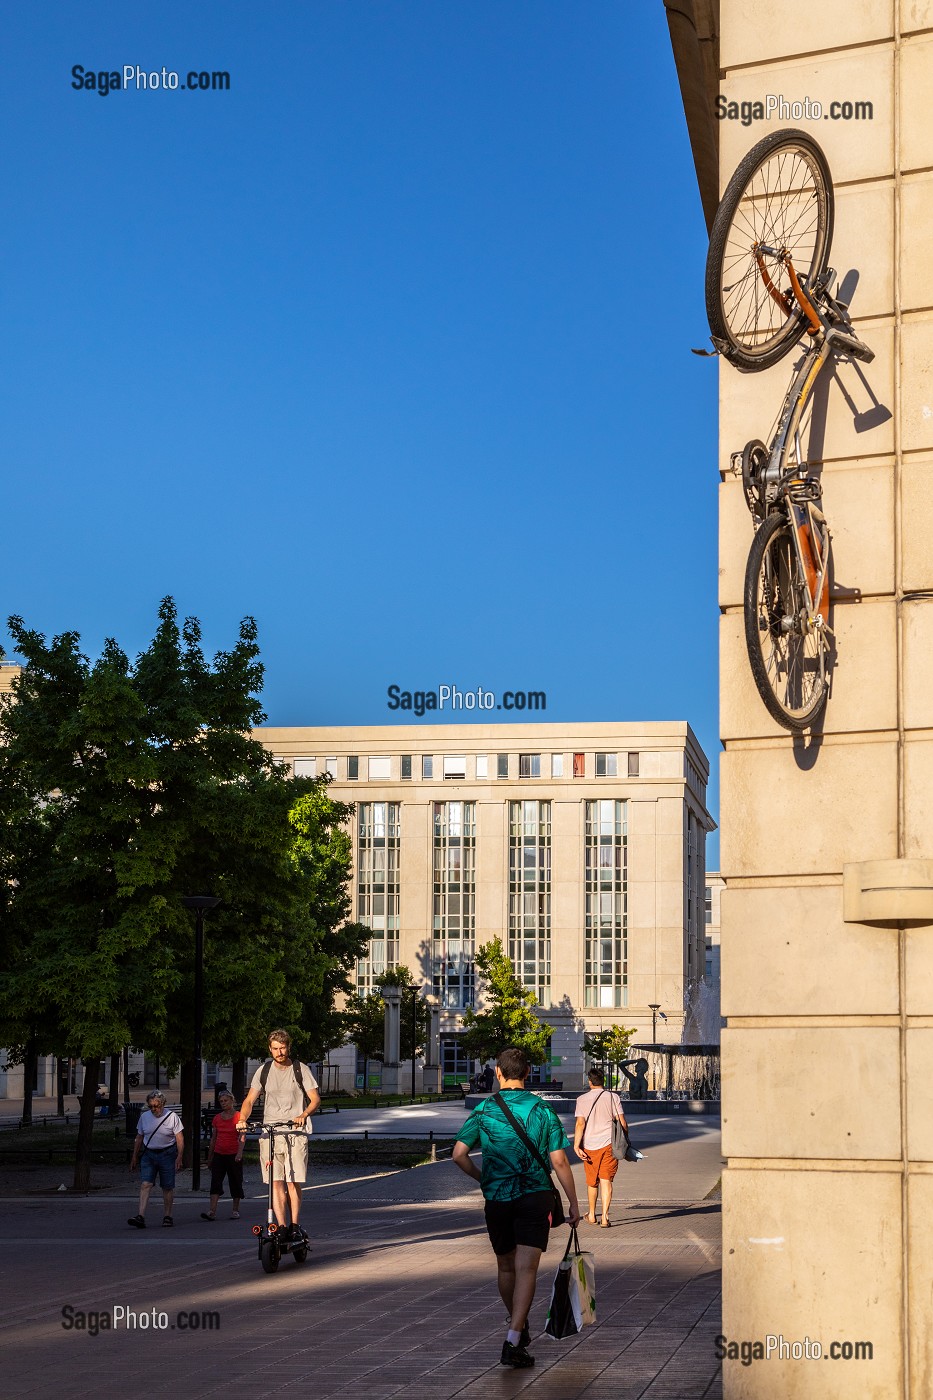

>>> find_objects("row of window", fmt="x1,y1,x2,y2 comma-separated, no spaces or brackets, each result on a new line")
290,752,642,782
356,800,628,1011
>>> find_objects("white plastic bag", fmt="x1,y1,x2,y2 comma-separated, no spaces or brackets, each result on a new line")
545,1228,596,1338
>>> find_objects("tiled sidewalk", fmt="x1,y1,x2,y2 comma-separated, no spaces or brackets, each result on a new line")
0,1143,722,1400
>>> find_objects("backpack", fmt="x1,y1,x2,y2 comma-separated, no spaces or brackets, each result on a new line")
256,1057,312,1115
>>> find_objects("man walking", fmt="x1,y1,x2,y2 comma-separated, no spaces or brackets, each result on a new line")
573,1066,628,1227
237,1030,320,1241
453,1047,581,1369
127,1091,184,1229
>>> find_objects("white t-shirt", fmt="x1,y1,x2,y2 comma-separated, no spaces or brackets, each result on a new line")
250,1060,319,1133
574,1088,624,1150
137,1109,183,1150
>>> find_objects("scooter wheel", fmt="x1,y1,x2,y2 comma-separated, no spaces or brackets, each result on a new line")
292,1246,308,1264
260,1239,280,1274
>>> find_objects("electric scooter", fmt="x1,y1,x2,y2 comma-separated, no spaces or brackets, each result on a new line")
248,1121,311,1273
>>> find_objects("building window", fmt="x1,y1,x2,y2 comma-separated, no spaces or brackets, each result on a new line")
595,753,617,778
324,757,337,780
584,799,628,1009
293,758,316,779
705,885,713,925
347,756,359,780
476,754,488,779
356,802,400,993
508,800,551,1004
368,756,391,780
440,1036,473,1089
551,754,563,778
433,802,476,1009
627,752,640,778
519,754,541,779
401,755,412,780
497,753,510,779
422,756,434,779
443,755,466,779
573,753,585,778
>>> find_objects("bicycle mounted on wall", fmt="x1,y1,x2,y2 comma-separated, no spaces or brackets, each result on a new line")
698,128,874,732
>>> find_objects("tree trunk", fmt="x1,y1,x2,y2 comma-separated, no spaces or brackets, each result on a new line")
122,1046,130,1114
57,1057,66,1116
109,1052,120,1118
20,1040,38,1127
362,1054,368,1093
231,1056,247,1103
73,1056,101,1192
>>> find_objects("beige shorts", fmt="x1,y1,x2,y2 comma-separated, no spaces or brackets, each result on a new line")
259,1133,309,1183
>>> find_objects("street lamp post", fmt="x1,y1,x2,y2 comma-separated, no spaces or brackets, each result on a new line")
181,895,221,1192
649,1003,661,1044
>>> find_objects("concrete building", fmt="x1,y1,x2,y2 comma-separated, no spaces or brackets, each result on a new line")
704,870,723,990
255,722,713,1092
670,1,933,1394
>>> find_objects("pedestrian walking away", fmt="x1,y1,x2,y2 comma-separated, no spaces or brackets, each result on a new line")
127,1091,184,1229
202,1091,244,1221
573,1067,628,1227
236,1030,320,1243
453,1047,581,1370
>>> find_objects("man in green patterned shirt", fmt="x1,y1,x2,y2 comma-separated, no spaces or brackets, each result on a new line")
453,1047,581,1369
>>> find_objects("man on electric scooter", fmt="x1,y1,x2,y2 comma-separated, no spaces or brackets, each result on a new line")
237,1030,320,1243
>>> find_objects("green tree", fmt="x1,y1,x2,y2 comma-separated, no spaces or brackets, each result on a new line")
342,990,385,1091
0,601,367,1188
582,1026,638,1087
460,939,550,1066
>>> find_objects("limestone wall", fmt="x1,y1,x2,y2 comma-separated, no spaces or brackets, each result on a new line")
719,4,933,1396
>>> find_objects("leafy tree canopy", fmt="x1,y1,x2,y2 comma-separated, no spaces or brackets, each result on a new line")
0,600,369,1180
460,939,549,1065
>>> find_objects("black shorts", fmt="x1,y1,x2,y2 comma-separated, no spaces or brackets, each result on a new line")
484,1190,553,1255
209,1153,244,1198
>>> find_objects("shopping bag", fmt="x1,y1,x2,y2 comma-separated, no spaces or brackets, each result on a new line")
612,1120,644,1163
545,1228,596,1339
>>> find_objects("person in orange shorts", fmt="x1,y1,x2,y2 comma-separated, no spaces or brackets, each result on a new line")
573,1068,628,1227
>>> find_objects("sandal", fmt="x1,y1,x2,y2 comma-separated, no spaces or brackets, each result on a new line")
162,1216,174,1227
127,1214,146,1229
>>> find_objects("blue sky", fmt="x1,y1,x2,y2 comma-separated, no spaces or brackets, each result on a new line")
3,2,719,860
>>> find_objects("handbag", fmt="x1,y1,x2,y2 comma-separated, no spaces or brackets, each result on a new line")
612,1119,644,1163
490,1092,567,1227
545,1227,597,1339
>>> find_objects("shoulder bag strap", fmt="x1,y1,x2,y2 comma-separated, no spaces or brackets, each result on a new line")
492,1093,561,1193
580,1089,606,1149
142,1113,178,1151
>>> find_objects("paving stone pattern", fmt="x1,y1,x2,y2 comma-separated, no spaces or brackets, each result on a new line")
0,1126,722,1400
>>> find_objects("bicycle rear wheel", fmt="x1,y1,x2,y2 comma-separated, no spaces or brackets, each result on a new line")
744,511,829,730
707,128,834,373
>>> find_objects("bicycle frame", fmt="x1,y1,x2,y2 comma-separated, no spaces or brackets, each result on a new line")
741,252,873,630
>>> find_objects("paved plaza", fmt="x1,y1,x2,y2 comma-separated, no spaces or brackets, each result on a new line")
0,1107,722,1400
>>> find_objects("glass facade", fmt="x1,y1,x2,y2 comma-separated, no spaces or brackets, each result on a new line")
356,802,401,992
584,799,628,1008
508,800,551,1004
432,801,476,1008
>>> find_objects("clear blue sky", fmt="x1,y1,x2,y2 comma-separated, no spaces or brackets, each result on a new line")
3,2,719,861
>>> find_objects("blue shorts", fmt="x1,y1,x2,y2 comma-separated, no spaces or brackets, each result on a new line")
140,1147,177,1188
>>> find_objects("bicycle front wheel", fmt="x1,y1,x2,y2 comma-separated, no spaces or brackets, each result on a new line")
744,511,829,731
707,128,834,373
